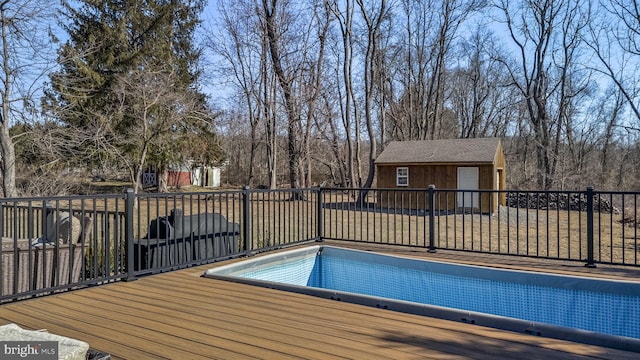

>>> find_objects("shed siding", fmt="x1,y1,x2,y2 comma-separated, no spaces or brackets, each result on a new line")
167,171,192,187
376,163,500,213
494,140,507,209
375,138,507,213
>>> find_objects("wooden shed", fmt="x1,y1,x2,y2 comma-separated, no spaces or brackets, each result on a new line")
166,164,192,187
375,138,506,213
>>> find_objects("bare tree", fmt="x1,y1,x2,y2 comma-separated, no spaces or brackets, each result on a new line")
261,0,329,191
597,87,626,187
96,68,215,194
330,0,361,187
0,0,57,197
356,0,390,192
387,0,484,141
211,0,285,189
585,0,640,129
195,0,640,192
9,121,80,195
261,33,279,189
213,1,264,187
300,3,331,188
497,0,591,189
449,27,515,139
312,91,350,186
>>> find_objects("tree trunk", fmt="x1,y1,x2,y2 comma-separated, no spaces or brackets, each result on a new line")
332,0,358,188
0,123,16,197
0,6,16,198
263,0,302,193
356,0,386,201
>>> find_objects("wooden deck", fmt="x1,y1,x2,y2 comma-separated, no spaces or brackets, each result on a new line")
0,242,639,359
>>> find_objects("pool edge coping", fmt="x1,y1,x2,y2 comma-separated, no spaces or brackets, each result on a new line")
203,245,640,353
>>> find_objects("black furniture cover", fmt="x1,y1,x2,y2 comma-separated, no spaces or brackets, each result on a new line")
134,209,240,271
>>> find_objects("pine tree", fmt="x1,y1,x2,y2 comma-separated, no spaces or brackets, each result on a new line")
44,0,222,191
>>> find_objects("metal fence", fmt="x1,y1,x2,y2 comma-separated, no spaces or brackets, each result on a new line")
0,186,638,302
320,187,639,267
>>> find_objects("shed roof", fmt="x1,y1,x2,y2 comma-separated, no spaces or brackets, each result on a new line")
375,138,501,164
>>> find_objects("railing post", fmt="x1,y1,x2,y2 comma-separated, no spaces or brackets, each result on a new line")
125,188,137,281
428,185,437,253
27,204,34,240
41,202,50,242
585,186,596,268
243,186,252,256
316,187,323,242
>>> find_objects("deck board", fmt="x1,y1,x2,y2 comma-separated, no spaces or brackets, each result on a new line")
0,242,638,359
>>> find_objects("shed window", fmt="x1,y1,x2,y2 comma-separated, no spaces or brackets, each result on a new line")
396,167,409,186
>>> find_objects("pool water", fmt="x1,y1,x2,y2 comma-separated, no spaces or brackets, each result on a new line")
320,256,639,338
205,245,640,351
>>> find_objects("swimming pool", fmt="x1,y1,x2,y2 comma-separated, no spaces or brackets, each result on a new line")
204,245,640,352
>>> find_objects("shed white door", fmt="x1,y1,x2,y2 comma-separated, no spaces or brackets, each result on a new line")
457,167,479,208
211,167,221,187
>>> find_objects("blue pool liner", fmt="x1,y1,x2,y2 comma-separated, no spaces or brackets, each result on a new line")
204,245,640,352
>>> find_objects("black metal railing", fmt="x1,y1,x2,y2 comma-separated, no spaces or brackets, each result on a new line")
0,194,129,301
0,186,638,302
319,187,639,267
